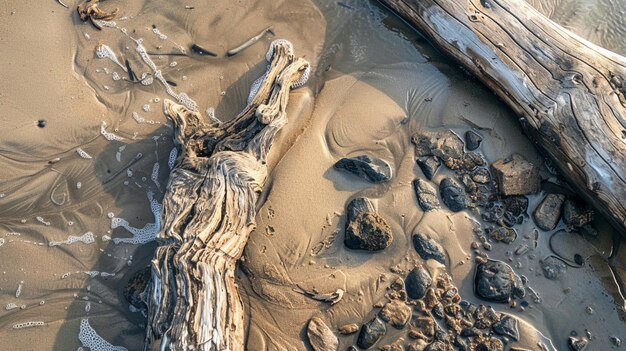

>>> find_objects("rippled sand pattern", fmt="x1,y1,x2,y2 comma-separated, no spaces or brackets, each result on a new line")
0,0,625,350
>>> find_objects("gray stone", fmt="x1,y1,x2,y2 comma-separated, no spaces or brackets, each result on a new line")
425,341,454,351
307,317,339,351
465,130,483,150
412,131,465,170
568,336,589,351
491,154,540,195
417,156,441,180
492,315,519,341
413,179,440,212
488,226,517,244
502,196,529,217
334,155,391,183
563,198,594,228
473,305,500,329
357,317,386,349
540,256,567,280
413,233,446,264
471,168,491,184
474,260,525,302
405,266,432,299
439,178,467,212
344,198,393,251
533,193,565,231
379,300,412,329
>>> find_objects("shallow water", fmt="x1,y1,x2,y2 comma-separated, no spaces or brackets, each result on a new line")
0,0,625,350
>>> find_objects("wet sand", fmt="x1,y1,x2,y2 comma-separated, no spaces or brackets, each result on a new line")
0,0,625,350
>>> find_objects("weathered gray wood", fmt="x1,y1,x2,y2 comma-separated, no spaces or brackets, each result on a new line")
144,40,310,351
379,0,626,234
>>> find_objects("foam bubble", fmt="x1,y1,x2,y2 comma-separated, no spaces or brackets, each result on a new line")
167,147,177,170
15,281,23,298
76,148,93,159
0,238,5,247
13,321,44,329
100,122,124,141
111,192,161,245
49,232,95,247
5,303,18,310
36,216,51,226
78,319,127,351
151,162,160,188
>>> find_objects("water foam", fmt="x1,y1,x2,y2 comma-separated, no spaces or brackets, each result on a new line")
49,232,95,247
76,148,93,159
100,122,124,141
78,319,127,351
111,192,161,244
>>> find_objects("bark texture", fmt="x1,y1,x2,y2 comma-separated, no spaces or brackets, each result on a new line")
144,40,310,351
379,0,626,234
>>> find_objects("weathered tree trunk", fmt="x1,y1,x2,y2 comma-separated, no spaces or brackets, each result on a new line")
144,40,310,351
379,0,626,234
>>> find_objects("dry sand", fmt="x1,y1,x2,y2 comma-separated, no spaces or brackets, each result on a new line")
0,0,625,350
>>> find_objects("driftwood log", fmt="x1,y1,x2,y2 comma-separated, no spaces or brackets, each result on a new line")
379,0,626,234
144,40,310,351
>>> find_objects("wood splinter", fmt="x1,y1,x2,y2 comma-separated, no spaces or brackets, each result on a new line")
144,40,310,351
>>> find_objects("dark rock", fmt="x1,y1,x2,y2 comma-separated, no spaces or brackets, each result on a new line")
461,152,485,171
344,198,393,251
432,303,444,319
491,154,540,195
425,341,454,351
502,196,529,217
568,336,589,351
405,266,432,299
417,156,441,180
474,336,504,351
307,317,338,351
488,226,517,244
474,260,525,302
334,155,391,183
439,178,467,212
465,130,483,150
413,233,446,264
540,256,567,280
123,266,151,310
413,179,440,212
471,168,491,184
562,198,594,229
460,327,481,337
37,119,46,128
533,193,565,231
412,131,465,170
379,300,412,329
492,315,519,341
357,317,386,349
347,347,358,351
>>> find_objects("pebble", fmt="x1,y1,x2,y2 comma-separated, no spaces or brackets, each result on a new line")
338,323,359,335
416,156,440,180
439,177,467,212
533,193,565,231
492,315,519,341
344,198,393,251
405,266,432,299
379,300,412,329
306,317,338,351
474,260,525,302
357,317,386,349
568,336,589,351
413,179,440,212
488,226,518,244
562,198,594,229
413,233,446,264
540,256,567,280
334,155,392,183
491,154,540,195
465,130,483,150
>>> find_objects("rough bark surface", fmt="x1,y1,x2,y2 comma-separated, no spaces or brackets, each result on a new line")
379,0,626,234
144,40,310,351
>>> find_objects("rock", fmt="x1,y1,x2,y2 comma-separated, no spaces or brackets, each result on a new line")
413,234,446,264
417,156,441,180
334,155,392,183
123,266,151,310
347,347,358,351
474,260,525,302
533,193,566,231
405,266,432,299
410,316,436,338
413,179,440,212
307,317,338,351
491,154,540,195
465,130,483,150
502,196,529,217
568,336,589,351
412,131,465,170
474,336,504,351
492,315,519,341
425,341,454,351
540,256,567,280
407,340,429,351
471,168,491,184
460,152,486,171
344,198,393,251
357,317,386,349
338,323,359,335
488,226,517,244
439,178,467,212
379,300,412,329
473,305,500,329
562,198,594,229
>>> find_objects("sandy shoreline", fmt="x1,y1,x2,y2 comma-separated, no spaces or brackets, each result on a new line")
1,0,625,350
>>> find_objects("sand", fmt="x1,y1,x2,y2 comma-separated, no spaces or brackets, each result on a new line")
0,0,625,350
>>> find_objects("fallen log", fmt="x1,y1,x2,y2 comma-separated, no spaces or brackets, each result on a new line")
144,40,310,351
378,0,626,234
